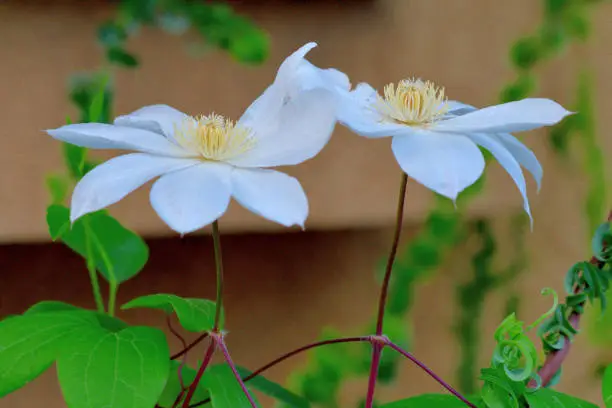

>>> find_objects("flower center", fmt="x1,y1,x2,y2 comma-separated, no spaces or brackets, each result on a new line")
174,113,256,161
373,78,449,126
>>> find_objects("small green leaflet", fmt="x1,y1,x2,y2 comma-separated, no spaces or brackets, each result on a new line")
380,394,482,408
0,311,97,397
158,361,210,408
603,364,612,408
203,364,260,408
46,204,149,283
525,388,599,408
57,325,170,408
237,366,310,408
122,293,219,332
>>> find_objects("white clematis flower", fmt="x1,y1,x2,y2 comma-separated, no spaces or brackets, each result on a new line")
338,78,572,222
47,42,349,234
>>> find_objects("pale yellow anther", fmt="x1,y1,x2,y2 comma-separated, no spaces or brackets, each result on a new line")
174,113,256,161
373,78,449,126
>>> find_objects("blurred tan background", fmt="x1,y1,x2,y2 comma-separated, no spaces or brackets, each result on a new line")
1,0,611,407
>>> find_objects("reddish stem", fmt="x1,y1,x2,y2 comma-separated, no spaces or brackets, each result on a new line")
181,340,216,408
365,342,383,407
386,340,476,407
217,336,258,408
171,333,209,360
189,336,370,408
366,173,408,408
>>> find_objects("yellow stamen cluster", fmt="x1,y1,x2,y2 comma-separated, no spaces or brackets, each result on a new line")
175,113,255,161
374,78,449,126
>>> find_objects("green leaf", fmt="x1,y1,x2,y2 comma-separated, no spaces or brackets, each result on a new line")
46,174,70,205
122,294,218,332
203,364,260,408
46,205,149,283
158,361,209,408
62,142,88,180
592,222,612,262
57,325,170,408
89,74,109,123
380,394,481,407
603,364,612,408
510,36,541,70
526,389,599,407
237,367,310,408
107,47,139,67
47,204,71,240
24,301,128,332
0,311,97,397
97,21,127,48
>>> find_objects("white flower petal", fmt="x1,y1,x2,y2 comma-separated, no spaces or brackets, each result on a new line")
113,104,189,138
70,153,199,222
446,100,477,116
467,133,533,225
47,123,191,157
149,163,231,234
493,133,543,190
231,168,308,228
238,42,320,131
337,83,408,138
229,88,337,167
443,101,543,189
432,98,571,134
297,60,351,93
391,130,485,200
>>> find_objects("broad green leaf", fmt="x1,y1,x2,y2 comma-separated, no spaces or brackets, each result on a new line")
46,204,149,283
158,361,209,408
122,294,219,332
46,174,70,205
107,47,139,67
603,364,612,408
0,311,97,397
526,389,599,408
57,325,169,408
237,367,310,408
24,300,128,332
381,394,482,408
203,364,260,408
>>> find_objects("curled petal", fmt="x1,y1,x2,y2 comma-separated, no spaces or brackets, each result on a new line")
70,153,200,222
391,130,485,200
150,163,231,234
231,168,308,228
432,98,572,134
467,133,533,226
494,133,543,191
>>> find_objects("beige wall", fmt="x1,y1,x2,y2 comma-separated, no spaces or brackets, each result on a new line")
1,0,612,407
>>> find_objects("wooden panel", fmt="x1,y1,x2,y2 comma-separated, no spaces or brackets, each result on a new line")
0,0,610,243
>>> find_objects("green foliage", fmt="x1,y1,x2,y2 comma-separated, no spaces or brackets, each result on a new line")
0,311,97,397
46,204,149,284
158,361,209,407
122,294,220,332
24,300,128,332
380,394,482,408
203,364,261,407
525,388,598,407
45,174,70,205
237,367,311,408
603,364,612,408
56,325,170,408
